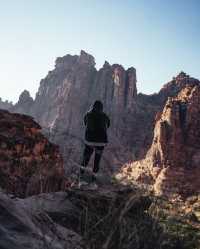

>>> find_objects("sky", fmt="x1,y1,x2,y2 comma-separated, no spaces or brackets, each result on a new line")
0,0,199,103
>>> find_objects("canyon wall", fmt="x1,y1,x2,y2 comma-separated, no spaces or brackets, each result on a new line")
1,51,200,196
12,51,138,173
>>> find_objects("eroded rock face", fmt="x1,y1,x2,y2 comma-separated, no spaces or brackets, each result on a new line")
0,109,65,197
11,90,34,115
0,191,83,249
119,85,200,197
135,72,200,158
158,71,200,104
17,51,138,173
7,51,200,182
0,98,13,110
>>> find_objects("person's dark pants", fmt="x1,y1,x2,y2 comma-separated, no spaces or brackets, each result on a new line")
81,144,104,174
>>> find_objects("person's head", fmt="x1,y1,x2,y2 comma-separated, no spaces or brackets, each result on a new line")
93,100,103,112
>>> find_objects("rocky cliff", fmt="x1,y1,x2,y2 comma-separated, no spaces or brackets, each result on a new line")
0,98,13,110
11,50,138,173
0,109,66,197
11,90,34,115
119,84,200,197
3,51,200,196
135,71,200,158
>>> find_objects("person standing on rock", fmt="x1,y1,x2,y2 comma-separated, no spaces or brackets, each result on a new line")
80,100,110,186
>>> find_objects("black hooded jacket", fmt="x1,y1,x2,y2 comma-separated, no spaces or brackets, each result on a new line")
84,108,110,143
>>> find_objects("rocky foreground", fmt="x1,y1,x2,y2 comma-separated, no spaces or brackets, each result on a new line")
0,186,200,249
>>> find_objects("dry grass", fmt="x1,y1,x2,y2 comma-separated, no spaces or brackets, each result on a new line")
64,185,200,249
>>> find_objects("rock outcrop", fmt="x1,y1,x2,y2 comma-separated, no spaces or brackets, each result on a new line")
0,109,66,197
119,85,200,197
0,98,13,110
13,50,138,173
1,186,197,249
3,51,200,192
135,71,200,158
11,90,34,115
0,187,158,249
0,191,83,249
158,71,200,104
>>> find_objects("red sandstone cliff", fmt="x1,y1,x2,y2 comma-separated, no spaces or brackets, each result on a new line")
0,109,66,197
119,85,200,197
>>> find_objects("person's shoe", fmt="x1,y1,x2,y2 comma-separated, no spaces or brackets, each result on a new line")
92,173,98,182
78,180,88,188
79,171,90,186
89,182,98,190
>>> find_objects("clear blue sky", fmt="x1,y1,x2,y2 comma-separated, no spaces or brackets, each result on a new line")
0,0,199,103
